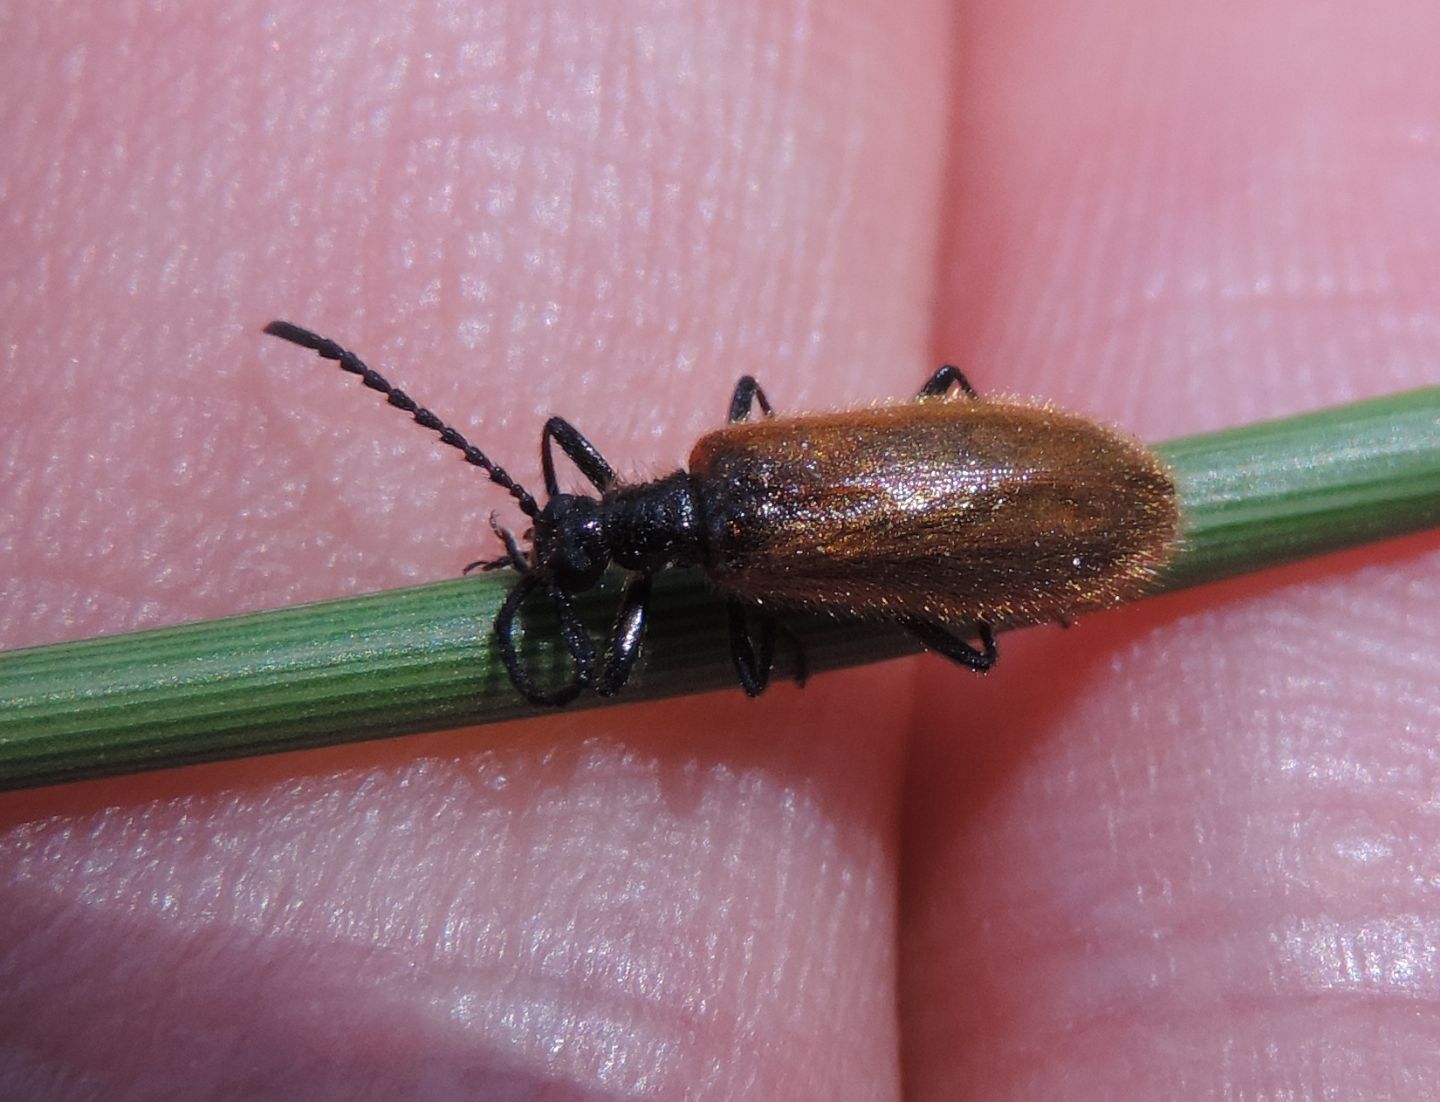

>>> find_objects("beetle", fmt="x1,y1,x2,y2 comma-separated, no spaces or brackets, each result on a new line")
265,321,1179,706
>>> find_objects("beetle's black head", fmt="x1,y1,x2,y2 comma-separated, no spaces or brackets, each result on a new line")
530,493,611,592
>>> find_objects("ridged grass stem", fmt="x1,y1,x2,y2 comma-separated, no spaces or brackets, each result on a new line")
1,387,1437,789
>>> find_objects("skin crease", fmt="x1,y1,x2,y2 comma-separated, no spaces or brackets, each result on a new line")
1,2,1438,1100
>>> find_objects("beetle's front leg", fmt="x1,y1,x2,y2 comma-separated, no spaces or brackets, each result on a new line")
540,417,616,496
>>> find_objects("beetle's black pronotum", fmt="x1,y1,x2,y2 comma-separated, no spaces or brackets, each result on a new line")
265,321,1179,706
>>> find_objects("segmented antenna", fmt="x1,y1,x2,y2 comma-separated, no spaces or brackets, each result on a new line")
264,321,540,518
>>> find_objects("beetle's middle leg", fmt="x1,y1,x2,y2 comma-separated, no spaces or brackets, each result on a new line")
727,377,775,423
595,573,654,696
729,601,777,696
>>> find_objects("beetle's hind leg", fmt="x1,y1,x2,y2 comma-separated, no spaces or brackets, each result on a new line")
902,618,997,672
728,377,775,423
917,365,979,400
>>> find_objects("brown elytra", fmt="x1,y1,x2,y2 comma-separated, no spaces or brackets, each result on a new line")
691,399,1178,627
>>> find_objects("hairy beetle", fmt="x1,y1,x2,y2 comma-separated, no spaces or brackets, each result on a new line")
266,321,1178,705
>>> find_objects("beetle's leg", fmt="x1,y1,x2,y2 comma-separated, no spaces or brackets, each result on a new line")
917,365,979,400
550,585,598,687
728,377,775,423
465,516,530,575
776,620,809,687
464,555,512,574
594,573,654,696
729,601,777,696
494,574,554,703
541,416,616,496
902,618,997,671
494,574,595,706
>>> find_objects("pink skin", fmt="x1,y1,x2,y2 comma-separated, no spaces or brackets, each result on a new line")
2,1,1438,1097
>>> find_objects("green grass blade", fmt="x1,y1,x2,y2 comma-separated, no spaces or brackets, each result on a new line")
1156,388,1440,587
1,387,1437,789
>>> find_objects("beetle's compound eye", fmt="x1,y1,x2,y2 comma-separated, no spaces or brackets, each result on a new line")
493,573,596,706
